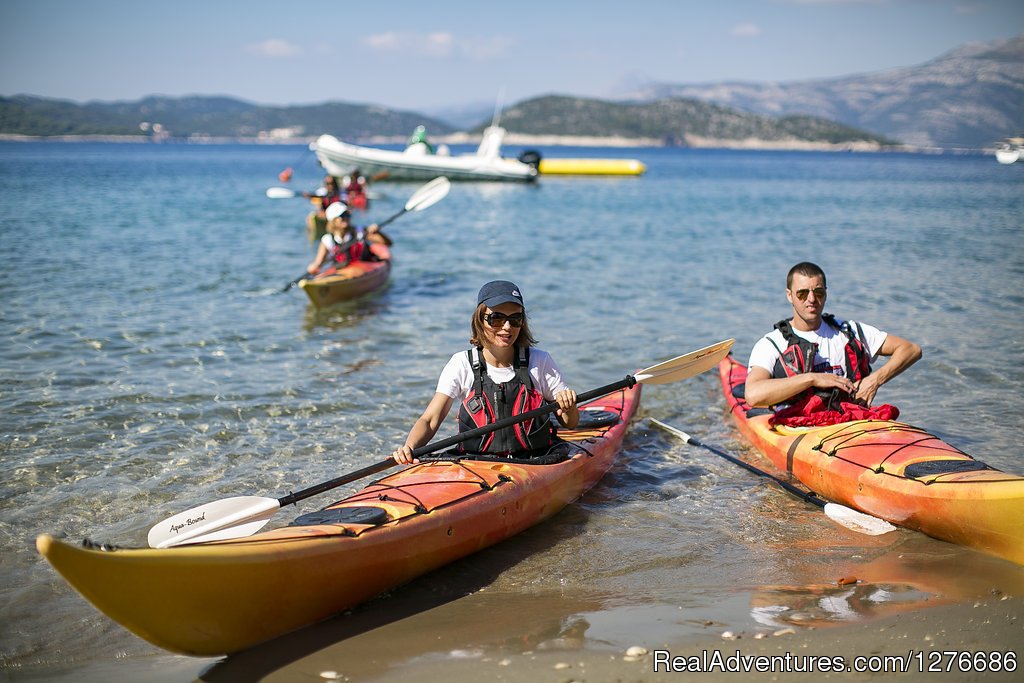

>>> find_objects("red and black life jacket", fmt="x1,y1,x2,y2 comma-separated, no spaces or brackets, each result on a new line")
768,313,872,406
456,346,556,455
320,193,342,211
326,233,368,265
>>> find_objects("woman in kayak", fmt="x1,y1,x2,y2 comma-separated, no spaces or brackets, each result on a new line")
391,280,579,464
306,202,392,274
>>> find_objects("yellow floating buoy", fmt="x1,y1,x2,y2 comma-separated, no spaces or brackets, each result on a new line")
538,158,646,176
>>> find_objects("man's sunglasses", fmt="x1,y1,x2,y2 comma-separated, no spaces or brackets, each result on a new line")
792,287,827,301
484,311,524,328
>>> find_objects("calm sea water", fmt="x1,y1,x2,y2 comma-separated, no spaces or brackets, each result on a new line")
1,141,1022,679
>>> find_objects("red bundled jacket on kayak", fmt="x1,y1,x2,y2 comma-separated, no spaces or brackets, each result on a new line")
769,392,899,428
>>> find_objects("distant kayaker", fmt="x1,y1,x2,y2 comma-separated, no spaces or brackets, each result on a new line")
306,202,392,274
391,280,579,465
744,261,921,414
303,175,342,215
342,169,369,210
303,175,343,241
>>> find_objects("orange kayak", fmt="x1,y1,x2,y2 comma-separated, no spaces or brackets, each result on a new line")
36,384,641,656
718,355,1024,566
299,243,391,308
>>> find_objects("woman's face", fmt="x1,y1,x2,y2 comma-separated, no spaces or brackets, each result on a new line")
482,302,523,349
329,215,352,236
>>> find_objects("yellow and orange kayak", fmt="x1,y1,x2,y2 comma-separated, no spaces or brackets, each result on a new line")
299,243,391,308
36,384,641,656
719,356,1024,566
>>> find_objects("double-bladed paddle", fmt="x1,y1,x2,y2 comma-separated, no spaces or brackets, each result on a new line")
147,339,734,549
649,418,896,536
266,187,320,199
280,176,451,293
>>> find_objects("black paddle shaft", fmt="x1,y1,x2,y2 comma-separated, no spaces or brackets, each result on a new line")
686,435,826,510
276,375,637,508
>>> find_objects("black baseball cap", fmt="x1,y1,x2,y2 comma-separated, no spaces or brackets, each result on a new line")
477,280,524,308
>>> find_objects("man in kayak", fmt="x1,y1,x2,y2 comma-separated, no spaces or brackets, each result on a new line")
303,175,343,241
342,168,369,210
391,280,578,464
744,262,921,413
306,202,391,274
303,175,342,213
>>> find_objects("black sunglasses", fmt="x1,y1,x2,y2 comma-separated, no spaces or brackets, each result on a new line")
484,311,524,328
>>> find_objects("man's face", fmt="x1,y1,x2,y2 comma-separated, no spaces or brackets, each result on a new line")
786,273,827,327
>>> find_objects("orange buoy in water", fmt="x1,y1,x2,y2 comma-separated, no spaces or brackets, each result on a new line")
278,167,293,183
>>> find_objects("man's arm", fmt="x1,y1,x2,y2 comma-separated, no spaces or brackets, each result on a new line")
744,366,857,408
854,334,922,406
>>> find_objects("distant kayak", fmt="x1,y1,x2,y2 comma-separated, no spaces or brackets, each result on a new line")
719,355,1024,566
299,243,391,308
35,385,641,655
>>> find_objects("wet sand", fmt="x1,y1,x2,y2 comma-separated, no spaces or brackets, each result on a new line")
194,587,1021,683
10,530,1022,683
183,528,1023,683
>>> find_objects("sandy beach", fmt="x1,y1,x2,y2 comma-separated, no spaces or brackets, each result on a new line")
183,522,1023,683
190,574,1021,682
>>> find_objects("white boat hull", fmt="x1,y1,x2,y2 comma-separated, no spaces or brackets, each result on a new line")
313,132,538,183
995,149,1019,164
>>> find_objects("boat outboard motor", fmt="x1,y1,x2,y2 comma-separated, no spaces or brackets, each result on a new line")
518,150,542,170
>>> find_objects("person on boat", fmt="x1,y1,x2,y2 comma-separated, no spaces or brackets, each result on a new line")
391,280,579,465
743,262,921,421
406,125,436,154
306,202,392,275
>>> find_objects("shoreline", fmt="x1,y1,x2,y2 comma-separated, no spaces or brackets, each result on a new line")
359,596,1023,683
6,550,1021,682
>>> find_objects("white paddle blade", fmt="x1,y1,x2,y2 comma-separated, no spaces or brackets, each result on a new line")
405,176,450,211
147,495,281,549
648,418,694,444
824,503,897,536
635,339,734,385
266,187,298,199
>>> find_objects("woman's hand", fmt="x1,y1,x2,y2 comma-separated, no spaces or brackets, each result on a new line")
554,389,579,429
391,444,418,465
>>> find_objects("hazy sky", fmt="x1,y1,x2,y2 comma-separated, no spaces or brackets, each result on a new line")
1,0,1021,111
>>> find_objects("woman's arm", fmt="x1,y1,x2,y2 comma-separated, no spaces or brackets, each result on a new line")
391,392,454,464
306,243,329,274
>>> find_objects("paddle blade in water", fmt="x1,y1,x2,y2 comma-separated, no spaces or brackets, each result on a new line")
635,339,734,384
148,495,280,549
823,503,897,536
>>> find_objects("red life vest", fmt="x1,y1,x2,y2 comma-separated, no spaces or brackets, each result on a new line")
767,313,872,408
326,233,368,265
457,346,556,455
320,192,342,211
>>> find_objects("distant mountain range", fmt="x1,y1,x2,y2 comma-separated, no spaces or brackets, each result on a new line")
617,34,1024,150
0,93,896,149
0,95,456,139
493,95,894,147
1,34,1019,150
